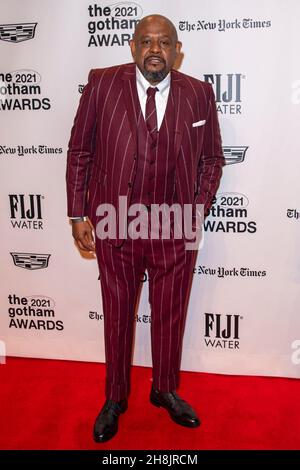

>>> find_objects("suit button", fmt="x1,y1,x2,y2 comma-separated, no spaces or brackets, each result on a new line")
128,182,132,188
133,155,137,160
150,160,155,165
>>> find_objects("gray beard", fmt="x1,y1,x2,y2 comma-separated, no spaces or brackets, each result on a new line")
141,68,167,83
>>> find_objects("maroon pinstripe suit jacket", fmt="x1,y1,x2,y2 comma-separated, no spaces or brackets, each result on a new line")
66,62,224,246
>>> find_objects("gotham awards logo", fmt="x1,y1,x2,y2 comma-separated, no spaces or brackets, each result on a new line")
8,294,63,331
204,192,257,234
87,3,143,47
0,70,51,111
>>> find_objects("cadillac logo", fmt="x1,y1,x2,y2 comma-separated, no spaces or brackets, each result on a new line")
223,146,249,165
10,252,51,270
0,23,37,43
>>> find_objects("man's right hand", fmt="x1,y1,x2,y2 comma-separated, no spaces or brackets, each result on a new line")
72,220,95,252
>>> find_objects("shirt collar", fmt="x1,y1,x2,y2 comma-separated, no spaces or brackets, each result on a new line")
136,65,170,96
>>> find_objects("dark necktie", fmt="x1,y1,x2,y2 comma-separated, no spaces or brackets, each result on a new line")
145,87,158,140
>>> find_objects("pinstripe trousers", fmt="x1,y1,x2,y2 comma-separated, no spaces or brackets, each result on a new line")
96,217,198,402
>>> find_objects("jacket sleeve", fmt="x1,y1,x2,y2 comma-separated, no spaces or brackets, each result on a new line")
195,84,225,217
66,69,97,217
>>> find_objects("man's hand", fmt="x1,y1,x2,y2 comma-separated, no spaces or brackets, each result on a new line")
72,220,95,252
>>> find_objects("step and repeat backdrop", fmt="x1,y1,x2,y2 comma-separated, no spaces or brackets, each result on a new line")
1,0,299,378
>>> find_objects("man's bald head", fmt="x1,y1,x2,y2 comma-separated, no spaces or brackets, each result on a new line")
133,14,178,43
130,14,182,85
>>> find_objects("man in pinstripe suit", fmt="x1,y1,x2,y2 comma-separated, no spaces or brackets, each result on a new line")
66,14,224,442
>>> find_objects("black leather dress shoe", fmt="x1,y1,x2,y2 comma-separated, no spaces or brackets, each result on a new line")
150,388,200,428
93,398,128,443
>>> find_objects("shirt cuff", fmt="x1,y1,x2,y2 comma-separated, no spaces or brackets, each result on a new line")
70,216,88,222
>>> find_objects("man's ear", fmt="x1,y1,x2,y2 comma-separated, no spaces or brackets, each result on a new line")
175,41,182,55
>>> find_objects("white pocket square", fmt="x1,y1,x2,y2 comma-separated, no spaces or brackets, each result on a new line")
192,120,206,127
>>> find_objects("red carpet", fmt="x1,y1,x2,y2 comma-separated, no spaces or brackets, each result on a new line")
0,357,299,450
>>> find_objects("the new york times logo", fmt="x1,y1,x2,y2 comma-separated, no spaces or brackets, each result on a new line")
0,145,63,157
0,70,51,111
9,194,44,230
204,74,245,114
204,313,242,349
89,310,151,324
179,18,271,33
87,3,143,47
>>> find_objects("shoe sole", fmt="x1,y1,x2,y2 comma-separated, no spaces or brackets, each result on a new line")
93,429,117,443
150,396,201,428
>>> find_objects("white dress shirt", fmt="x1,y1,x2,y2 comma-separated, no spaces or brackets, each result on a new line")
135,65,171,130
